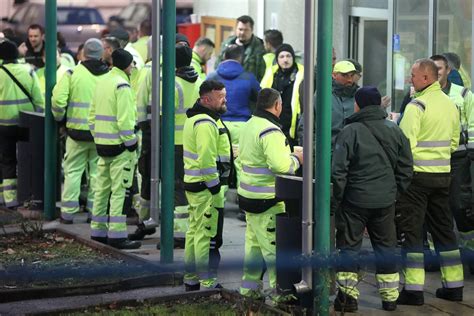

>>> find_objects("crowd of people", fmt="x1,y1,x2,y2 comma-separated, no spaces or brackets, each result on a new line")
1,12,474,312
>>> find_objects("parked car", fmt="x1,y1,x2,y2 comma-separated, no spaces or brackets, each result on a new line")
1,2,106,52
110,0,193,30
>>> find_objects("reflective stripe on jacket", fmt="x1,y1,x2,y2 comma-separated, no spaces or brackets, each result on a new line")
400,81,460,173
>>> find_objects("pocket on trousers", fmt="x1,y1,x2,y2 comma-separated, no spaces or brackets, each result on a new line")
203,206,218,238
122,156,135,189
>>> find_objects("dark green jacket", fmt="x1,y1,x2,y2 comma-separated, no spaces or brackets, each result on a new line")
332,105,413,209
215,35,266,82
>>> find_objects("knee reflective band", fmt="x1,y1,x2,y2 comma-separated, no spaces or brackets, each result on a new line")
3,178,18,207
336,272,360,299
403,252,425,291
439,250,464,288
376,273,399,302
174,205,189,233
459,230,474,251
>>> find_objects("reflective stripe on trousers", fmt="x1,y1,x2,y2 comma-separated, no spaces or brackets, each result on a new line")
402,252,425,291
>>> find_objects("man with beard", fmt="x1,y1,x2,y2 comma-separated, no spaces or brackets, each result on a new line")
297,60,359,150
261,43,304,148
215,15,266,82
182,80,231,291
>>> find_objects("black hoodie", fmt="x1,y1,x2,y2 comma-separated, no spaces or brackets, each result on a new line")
332,105,413,209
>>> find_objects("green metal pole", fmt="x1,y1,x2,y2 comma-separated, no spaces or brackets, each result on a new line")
44,0,57,221
160,0,176,263
313,0,332,314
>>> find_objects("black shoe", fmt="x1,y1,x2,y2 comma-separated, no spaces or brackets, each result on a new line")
185,283,200,292
382,300,397,311
397,288,424,306
334,290,358,312
156,237,186,249
436,287,463,301
237,211,246,222
91,236,108,244
108,239,141,249
60,218,73,224
128,224,156,241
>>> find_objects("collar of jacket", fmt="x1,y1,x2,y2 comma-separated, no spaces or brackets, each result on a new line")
176,66,199,82
345,105,387,124
441,80,452,96
111,67,130,82
253,108,282,128
186,101,221,121
192,51,203,65
417,81,442,97
332,79,358,98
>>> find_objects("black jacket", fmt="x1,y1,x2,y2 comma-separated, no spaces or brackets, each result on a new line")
332,105,413,209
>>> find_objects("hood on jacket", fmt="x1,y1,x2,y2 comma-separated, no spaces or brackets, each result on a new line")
186,101,220,120
176,66,199,83
216,60,244,80
82,59,110,76
345,104,387,125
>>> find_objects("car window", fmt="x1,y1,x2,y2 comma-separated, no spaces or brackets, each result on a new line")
10,5,28,23
57,8,104,25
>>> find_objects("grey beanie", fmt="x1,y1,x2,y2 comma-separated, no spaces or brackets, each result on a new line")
83,38,104,60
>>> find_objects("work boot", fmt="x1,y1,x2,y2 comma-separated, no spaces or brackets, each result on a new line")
91,236,108,244
108,238,141,249
382,300,397,311
128,223,156,240
397,288,424,306
185,283,200,292
237,210,246,222
334,290,358,312
156,237,186,249
436,287,463,301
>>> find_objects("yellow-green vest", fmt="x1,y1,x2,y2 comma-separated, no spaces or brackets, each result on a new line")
400,81,460,173
238,114,300,200
88,67,137,147
175,76,203,145
447,83,472,152
52,63,109,134
191,51,206,81
260,63,304,139
0,63,44,126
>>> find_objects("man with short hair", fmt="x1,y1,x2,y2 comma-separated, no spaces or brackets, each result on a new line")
101,37,121,67
132,20,152,62
0,40,43,209
262,29,283,71
191,37,215,80
22,24,45,69
397,58,464,305
182,80,231,291
332,86,413,312
52,38,109,224
216,15,266,81
237,88,302,300
88,49,140,250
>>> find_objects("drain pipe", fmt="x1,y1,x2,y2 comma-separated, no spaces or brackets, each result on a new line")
293,0,316,296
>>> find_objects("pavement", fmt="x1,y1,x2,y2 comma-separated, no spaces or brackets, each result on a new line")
1,191,474,315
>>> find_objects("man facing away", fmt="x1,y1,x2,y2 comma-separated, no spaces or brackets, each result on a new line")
332,86,413,312
237,88,303,301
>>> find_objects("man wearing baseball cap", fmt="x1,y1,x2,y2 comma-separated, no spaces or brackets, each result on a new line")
298,60,360,150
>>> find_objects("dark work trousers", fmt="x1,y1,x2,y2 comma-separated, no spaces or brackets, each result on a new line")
0,126,18,180
396,173,458,254
336,203,397,275
138,122,187,206
452,152,474,231
209,207,224,274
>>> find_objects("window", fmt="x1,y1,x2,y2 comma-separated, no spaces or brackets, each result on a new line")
57,8,104,25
